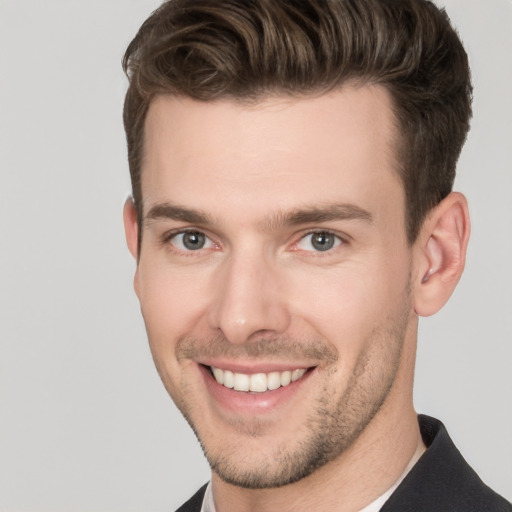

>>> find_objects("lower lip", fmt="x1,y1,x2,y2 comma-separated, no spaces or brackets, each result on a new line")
199,364,313,415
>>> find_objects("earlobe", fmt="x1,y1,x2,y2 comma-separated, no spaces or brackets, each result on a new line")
123,197,139,260
413,192,470,317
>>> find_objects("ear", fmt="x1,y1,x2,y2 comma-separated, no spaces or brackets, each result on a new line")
123,198,141,298
413,192,470,317
123,197,139,259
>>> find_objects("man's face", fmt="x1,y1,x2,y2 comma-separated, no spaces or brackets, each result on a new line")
131,86,418,488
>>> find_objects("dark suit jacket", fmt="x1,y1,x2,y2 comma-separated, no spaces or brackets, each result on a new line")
175,415,512,511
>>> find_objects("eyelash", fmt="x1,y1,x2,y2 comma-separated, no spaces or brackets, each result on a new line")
162,229,218,253
293,229,345,254
161,228,347,255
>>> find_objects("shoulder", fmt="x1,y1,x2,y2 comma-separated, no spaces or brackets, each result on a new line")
175,484,208,512
381,415,512,512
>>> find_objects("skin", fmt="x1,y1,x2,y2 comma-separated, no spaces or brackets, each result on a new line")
124,85,470,511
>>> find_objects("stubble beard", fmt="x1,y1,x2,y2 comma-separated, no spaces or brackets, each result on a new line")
157,293,411,490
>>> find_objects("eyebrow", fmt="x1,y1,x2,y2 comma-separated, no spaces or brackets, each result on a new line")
145,203,213,226
269,204,373,229
144,201,373,230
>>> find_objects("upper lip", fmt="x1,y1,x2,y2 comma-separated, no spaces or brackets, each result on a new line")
197,359,316,374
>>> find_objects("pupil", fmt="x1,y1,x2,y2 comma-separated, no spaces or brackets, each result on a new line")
183,232,205,250
312,232,334,251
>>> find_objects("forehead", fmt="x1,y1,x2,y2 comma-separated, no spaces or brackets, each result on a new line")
141,86,403,223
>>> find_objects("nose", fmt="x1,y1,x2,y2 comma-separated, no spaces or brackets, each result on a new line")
207,250,291,345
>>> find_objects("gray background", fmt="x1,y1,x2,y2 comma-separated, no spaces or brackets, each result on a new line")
0,0,510,510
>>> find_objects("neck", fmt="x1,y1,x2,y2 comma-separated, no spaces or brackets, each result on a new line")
212,328,424,512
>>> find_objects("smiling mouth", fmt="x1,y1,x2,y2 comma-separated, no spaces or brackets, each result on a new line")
209,366,309,393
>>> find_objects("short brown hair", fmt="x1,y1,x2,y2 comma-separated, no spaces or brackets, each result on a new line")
123,0,472,243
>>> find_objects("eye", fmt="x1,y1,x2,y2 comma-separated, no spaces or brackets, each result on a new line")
169,231,214,251
296,231,343,252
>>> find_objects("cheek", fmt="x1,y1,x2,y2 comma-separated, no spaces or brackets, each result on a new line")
137,261,210,350
289,262,410,348
136,262,211,402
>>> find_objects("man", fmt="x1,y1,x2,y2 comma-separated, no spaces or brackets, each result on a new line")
121,0,512,510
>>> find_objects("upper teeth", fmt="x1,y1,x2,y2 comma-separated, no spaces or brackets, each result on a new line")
211,366,307,393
